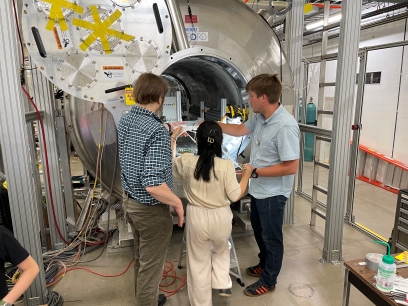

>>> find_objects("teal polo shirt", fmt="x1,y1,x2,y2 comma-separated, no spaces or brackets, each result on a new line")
244,104,300,199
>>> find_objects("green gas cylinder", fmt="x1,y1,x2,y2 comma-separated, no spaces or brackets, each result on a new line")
298,98,316,162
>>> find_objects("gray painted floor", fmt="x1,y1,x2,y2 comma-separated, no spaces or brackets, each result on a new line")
53,158,395,305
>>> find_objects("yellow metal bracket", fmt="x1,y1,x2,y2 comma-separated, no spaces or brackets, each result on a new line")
42,0,84,31
72,6,135,54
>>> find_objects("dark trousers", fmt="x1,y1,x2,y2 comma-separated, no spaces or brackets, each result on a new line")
123,196,173,306
250,195,287,286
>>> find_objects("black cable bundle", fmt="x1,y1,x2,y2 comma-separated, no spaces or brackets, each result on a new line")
47,290,64,306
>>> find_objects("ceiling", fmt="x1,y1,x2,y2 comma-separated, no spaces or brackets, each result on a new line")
267,1,408,45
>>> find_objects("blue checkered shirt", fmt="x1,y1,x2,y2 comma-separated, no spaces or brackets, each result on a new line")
118,106,172,205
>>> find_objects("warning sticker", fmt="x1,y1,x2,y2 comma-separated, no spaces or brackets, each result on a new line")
102,66,125,80
125,86,136,105
185,27,208,42
53,25,73,50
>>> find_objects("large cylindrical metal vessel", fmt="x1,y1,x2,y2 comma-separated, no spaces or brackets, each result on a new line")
22,0,294,199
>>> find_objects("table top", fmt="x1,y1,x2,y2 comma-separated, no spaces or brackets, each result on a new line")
344,257,408,306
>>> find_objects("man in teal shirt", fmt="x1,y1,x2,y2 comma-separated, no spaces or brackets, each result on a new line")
217,73,300,297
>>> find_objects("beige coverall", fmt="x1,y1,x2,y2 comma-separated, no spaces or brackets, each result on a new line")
173,154,241,306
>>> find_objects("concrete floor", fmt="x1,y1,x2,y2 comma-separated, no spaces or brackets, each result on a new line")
299,161,397,240
53,158,396,305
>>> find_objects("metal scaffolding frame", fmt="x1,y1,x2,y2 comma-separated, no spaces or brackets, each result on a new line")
0,1,47,304
26,121,48,252
323,0,363,264
30,65,68,248
310,1,331,229
55,115,76,234
297,39,408,262
346,40,408,239
345,50,368,224
283,0,304,224
295,0,364,264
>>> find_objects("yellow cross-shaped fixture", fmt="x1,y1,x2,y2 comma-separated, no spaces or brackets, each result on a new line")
72,6,135,54
42,0,84,31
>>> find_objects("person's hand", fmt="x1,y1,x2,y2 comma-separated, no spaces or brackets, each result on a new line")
241,163,253,179
174,203,184,227
171,126,183,139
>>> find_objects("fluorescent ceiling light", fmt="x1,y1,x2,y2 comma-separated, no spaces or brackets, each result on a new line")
305,13,342,30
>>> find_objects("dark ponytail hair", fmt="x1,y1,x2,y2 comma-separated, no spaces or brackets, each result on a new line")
194,120,223,182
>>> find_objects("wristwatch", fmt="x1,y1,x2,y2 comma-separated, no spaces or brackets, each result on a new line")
251,168,258,178
0,300,12,306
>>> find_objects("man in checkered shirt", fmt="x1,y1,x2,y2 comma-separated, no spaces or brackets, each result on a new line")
118,73,184,306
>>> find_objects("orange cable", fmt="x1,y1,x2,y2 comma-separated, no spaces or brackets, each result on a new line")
160,260,187,297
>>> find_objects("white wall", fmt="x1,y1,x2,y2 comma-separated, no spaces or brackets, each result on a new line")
394,45,408,163
302,19,408,164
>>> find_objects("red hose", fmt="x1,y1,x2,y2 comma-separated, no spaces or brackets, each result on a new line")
312,3,342,9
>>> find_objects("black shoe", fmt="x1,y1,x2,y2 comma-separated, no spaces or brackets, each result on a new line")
246,263,263,277
158,293,167,306
243,280,275,297
219,288,232,298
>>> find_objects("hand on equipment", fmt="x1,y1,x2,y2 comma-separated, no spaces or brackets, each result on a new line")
241,163,253,179
171,126,183,139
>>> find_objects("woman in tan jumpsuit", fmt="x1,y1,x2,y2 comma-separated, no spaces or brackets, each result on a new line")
173,120,252,306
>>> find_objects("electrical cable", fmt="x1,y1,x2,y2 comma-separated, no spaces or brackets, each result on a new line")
12,0,69,245
186,0,197,46
11,2,185,298
47,290,64,306
23,85,69,244
159,260,186,297
46,258,135,287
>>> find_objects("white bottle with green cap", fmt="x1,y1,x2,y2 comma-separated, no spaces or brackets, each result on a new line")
375,241,396,292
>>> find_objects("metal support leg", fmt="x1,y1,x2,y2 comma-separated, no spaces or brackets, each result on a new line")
178,229,186,269
342,268,350,306
323,0,363,263
284,0,304,225
311,1,331,228
27,123,47,252
31,67,68,248
176,91,183,121
0,2,47,303
55,115,76,233
346,51,367,223
297,62,309,193
228,236,245,287
220,99,227,120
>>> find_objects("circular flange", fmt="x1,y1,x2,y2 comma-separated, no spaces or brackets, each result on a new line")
35,0,75,19
57,51,99,89
124,36,161,74
77,6,123,54
111,0,141,9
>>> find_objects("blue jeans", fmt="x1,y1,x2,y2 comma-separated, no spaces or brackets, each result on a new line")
250,195,287,286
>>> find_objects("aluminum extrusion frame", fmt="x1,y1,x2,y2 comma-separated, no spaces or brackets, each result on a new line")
323,0,363,264
0,1,47,304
